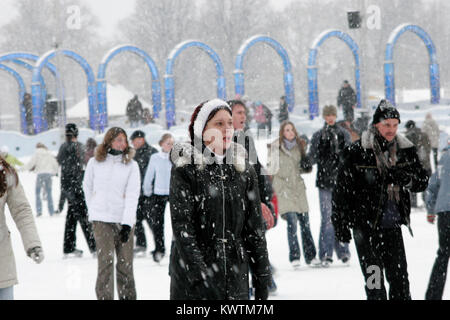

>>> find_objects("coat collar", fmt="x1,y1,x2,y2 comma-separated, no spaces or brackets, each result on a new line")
361,129,413,150
171,142,247,172
269,139,297,157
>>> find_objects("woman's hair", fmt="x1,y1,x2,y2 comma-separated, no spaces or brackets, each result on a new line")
95,127,131,162
279,121,307,155
159,133,173,146
0,156,18,197
188,101,232,145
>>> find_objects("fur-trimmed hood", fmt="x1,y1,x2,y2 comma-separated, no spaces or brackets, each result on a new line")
361,129,414,150
95,146,136,164
170,142,247,172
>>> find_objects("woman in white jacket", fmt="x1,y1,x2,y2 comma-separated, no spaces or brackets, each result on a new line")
142,133,174,262
22,143,59,217
83,127,140,300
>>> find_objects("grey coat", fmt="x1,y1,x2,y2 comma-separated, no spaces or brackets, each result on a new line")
425,147,450,214
422,117,440,149
0,173,41,288
268,140,310,216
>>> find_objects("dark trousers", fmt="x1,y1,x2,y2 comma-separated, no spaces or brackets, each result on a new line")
343,105,354,122
63,193,96,254
135,196,151,249
353,226,411,300
58,186,67,212
319,189,350,261
285,212,317,263
425,212,450,300
149,195,169,254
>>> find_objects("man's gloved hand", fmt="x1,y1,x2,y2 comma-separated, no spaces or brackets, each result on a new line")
386,166,412,186
27,246,44,264
427,213,436,224
261,203,274,230
254,286,269,300
119,225,131,243
299,156,313,173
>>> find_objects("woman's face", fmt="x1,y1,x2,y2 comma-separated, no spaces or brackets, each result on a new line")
161,138,174,153
283,124,296,141
111,133,127,151
203,109,234,154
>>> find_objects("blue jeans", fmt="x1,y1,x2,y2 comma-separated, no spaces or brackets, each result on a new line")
318,188,350,261
0,286,14,300
36,173,54,216
286,212,317,263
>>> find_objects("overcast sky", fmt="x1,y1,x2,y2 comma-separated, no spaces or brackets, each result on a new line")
0,0,292,38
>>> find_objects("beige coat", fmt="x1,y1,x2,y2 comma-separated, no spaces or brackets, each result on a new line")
267,140,310,216
422,117,440,148
0,173,42,288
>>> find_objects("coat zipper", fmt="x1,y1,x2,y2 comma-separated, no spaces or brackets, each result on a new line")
219,166,227,296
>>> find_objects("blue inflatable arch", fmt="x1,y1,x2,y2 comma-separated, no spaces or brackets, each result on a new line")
384,23,440,105
0,64,27,133
308,29,361,119
0,52,64,131
1,59,47,120
165,40,226,128
32,49,97,133
97,45,162,131
235,35,295,112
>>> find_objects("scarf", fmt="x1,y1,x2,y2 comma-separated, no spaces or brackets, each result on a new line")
321,124,339,154
108,148,123,156
370,126,400,202
283,138,297,150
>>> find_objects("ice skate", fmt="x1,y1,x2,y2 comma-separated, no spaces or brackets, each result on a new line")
63,249,83,259
133,246,147,258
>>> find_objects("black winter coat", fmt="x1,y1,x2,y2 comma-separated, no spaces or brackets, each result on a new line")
332,130,429,233
134,142,158,191
337,85,357,108
168,142,271,300
308,123,352,190
57,141,85,199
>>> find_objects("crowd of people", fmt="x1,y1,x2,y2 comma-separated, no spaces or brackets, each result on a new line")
0,91,448,301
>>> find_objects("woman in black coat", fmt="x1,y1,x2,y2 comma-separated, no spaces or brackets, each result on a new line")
169,99,271,300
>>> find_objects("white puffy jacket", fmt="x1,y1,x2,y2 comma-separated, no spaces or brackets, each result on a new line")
83,153,140,227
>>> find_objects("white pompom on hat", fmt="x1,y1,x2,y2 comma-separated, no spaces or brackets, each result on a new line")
192,99,231,138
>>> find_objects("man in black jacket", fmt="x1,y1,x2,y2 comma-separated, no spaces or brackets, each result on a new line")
57,123,96,257
130,130,158,256
308,105,352,267
332,100,429,300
